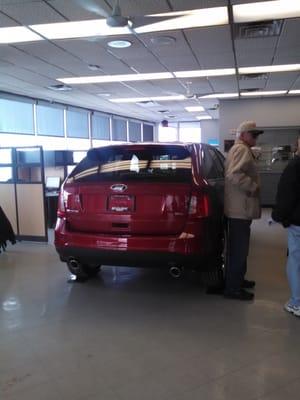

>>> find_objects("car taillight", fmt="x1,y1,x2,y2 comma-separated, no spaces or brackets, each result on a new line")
188,192,211,217
57,190,68,218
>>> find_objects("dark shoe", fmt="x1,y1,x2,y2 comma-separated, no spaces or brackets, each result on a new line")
224,289,254,301
243,279,256,289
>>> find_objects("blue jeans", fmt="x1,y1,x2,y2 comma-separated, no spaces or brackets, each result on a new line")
287,225,300,306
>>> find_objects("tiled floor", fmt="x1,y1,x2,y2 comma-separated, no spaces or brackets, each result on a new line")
1,210,299,400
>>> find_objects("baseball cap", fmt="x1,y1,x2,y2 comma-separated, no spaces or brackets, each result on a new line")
237,121,264,137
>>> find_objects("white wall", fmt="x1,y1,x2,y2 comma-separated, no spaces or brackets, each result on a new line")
219,97,300,151
200,120,220,145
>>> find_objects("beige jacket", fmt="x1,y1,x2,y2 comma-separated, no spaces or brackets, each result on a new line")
224,139,261,220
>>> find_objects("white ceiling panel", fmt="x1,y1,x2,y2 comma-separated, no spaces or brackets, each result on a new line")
209,76,238,92
289,75,300,90
47,0,109,21
0,2,65,25
0,45,67,77
171,0,228,9
185,26,234,68
159,55,199,71
1,66,55,86
239,77,267,90
277,19,300,49
123,80,183,95
103,0,170,16
266,72,300,91
0,11,17,26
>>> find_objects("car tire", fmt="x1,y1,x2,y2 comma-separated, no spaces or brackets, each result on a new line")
201,257,224,287
202,226,226,288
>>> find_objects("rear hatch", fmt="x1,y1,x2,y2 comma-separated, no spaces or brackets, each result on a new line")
64,145,193,235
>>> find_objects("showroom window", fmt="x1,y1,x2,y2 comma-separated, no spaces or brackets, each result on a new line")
92,113,110,140
128,121,141,142
0,96,34,134
36,101,64,137
112,118,127,141
158,122,177,142
143,124,154,142
66,107,89,138
179,122,201,143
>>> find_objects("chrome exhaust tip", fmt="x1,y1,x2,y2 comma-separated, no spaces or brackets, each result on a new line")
169,266,183,279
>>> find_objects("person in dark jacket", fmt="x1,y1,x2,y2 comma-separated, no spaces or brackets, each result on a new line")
0,206,16,253
272,151,300,317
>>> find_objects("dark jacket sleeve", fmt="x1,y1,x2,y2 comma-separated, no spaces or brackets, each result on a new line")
272,160,299,227
0,206,16,252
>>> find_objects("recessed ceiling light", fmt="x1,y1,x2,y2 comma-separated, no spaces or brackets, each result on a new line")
185,106,205,112
0,26,43,44
150,36,176,46
58,72,173,84
199,93,239,98
239,64,300,74
110,95,185,103
107,40,132,48
88,64,102,71
240,90,287,96
196,115,212,120
233,0,300,23
288,90,300,95
167,115,176,118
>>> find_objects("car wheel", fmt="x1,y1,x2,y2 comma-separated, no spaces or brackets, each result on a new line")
201,257,224,287
202,227,226,288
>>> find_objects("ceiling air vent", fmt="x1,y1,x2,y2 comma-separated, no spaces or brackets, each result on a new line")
158,109,170,114
241,88,261,92
239,73,269,80
47,84,72,91
235,20,284,39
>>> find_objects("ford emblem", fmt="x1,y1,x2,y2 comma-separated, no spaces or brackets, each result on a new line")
111,184,127,192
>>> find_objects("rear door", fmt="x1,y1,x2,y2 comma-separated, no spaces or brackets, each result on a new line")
201,145,224,211
64,145,193,236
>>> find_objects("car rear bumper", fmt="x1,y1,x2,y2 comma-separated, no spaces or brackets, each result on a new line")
54,217,219,269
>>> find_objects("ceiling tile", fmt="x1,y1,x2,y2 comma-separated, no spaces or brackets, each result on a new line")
0,1,65,24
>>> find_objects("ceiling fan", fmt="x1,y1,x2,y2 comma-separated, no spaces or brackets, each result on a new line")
74,0,174,29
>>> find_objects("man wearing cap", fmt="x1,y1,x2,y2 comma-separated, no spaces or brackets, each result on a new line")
224,121,264,300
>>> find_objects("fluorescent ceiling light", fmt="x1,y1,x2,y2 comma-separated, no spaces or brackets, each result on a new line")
135,6,228,34
58,72,173,84
185,106,205,112
241,90,287,96
0,26,43,44
29,7,228,41
175,68,235,78
199,93,239,98
289,90,300,95
233,0,300,23
30,19,131,40
239,64,300,74
110,95,185,103
197,115,212,120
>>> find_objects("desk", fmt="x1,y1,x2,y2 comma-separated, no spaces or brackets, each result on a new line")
45,191,59,228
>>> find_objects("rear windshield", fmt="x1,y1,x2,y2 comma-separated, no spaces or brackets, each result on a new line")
68,145,192,183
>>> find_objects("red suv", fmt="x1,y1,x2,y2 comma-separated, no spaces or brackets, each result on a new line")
55,143,225,284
